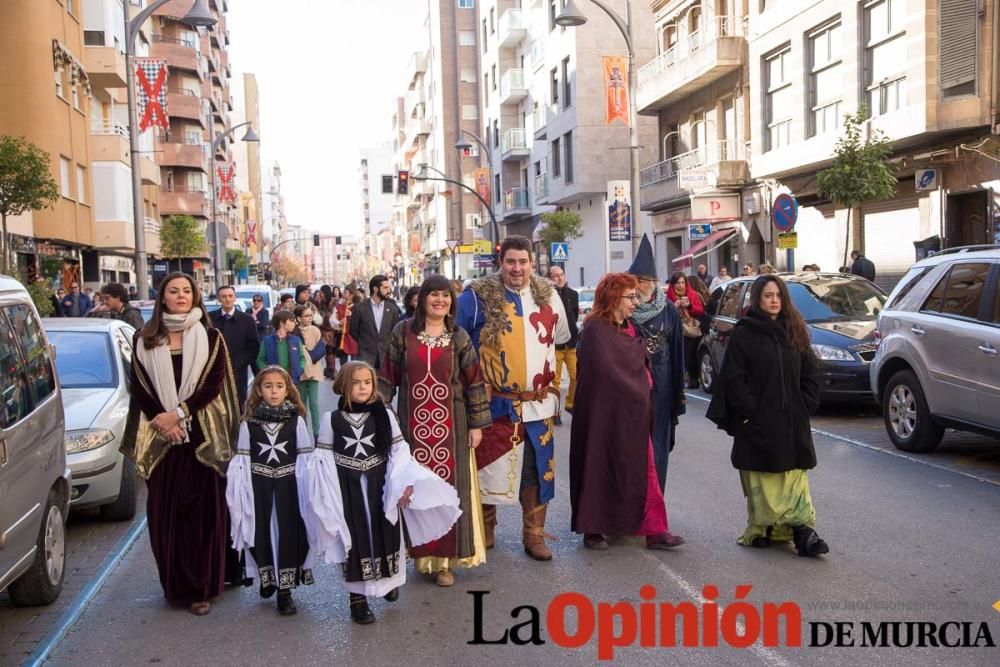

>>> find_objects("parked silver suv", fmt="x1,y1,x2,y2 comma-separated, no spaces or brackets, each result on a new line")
870,246,1000,452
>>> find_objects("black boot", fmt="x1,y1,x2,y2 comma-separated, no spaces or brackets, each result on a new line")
349,593,375,624
259,583,277,599
792,526,829,557
750,526,773,548
277,590,297,616
383,588,399,602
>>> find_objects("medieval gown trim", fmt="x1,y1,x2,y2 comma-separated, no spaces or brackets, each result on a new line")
737,469,816,545
306,408,462,596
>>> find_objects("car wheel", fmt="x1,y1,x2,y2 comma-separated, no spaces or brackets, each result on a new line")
883,369,944,453
699,349,715,394
99,457,138,522
8,489,66,607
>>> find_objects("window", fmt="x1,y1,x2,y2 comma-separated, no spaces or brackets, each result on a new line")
484,80,489,106
60,157,72,197
459,30,476,47
180,31,197,48
48,332,116,389
689,4,703,34
492,64,497,90
461,104,479,120
885,266,932,309
550,67,559,105
563,131,574,184
490,7,495,33
66,0,74,15
661,22,678,54
922,263,991,318
494,173,501,203
493,120,499,147
549,0,558,30
71,83,81,110
185,129,202,145
718,284,744,319
6,305,56,408
459,0,475,8
460,67,476,83
864,0,906,116
482,19,488,51
808,20,843,137
55,68,64,98
0,312,31,429
76,165,87,204
552,138,561,178
939,0,978,97
562,57,571,108
764,46,792,151
991,276,1000,323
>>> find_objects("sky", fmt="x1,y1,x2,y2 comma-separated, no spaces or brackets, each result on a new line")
226,0,427,238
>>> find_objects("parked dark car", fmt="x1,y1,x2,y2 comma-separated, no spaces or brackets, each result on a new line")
698,273,887,403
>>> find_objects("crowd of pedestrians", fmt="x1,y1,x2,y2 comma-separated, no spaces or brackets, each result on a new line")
115,234,830,625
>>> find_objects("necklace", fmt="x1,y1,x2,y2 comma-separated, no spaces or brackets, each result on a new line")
416,329,452,348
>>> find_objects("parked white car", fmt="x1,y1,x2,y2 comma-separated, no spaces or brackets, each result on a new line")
43,318,138,521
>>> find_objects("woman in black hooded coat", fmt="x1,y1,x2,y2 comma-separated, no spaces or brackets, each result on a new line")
707,275,829,557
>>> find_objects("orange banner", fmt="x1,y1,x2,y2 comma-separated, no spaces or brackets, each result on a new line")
473,167,491,204
603,56,630,126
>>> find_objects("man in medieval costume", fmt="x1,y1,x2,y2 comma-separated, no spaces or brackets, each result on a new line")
456,235,571,561
628,235,686,542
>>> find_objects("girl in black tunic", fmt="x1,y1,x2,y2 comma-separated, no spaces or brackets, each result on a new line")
226,366,315,615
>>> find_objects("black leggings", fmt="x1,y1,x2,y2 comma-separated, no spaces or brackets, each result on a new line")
683,335,701,385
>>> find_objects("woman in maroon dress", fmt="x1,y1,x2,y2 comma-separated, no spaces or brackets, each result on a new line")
378,275,492,587
570,273,683,551
121,273,239,615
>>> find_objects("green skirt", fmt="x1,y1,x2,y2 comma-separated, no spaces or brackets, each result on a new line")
737,469,816,545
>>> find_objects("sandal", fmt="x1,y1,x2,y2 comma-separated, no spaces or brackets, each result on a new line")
189,601,211,616
583,533,609,550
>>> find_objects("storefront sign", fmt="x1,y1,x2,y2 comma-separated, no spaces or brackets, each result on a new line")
678,170,711,190
688,224,712,240
7,234,36,254
100,255,134,272
691,194,740,222
608,180,632,241
743,190,761,215
915,169,939,191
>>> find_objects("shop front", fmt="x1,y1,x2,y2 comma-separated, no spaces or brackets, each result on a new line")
6,234,38,282
35,241,84,291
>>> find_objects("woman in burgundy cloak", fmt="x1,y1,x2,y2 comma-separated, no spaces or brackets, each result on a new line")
121,273,240,615
569,273,683,551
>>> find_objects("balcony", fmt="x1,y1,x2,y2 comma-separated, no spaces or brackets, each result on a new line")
160,142,207,170
406,51,427,85
503,187,530,221
639,139,749,211
501,128,530,161
144,218,162,256
161,186,208,218
167,88,203,123
150,35,200,73
636,16,747,115
498,9,526,48
499,69,528,105
529,39,545,71
140,156,160,186
532,106,548,139
89,119,130,164
534,173,549,202
83,44,127,88
94,220,136,252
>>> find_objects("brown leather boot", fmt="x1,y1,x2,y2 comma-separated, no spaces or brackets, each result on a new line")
520,486,553,561
482,504,497,549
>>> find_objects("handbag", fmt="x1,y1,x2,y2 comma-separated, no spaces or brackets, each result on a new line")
682,316,702,338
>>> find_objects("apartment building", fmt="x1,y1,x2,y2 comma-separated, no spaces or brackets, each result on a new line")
747,0,999,284
359,144,396,271
151,0,233,288
234,72,263,276
637,0,753,279
479,0,658,286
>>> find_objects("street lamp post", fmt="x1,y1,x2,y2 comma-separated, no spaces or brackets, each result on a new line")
125,0,216,298
556,0,645,259
414,164,499,248
208,122,259,293
454,131,500,247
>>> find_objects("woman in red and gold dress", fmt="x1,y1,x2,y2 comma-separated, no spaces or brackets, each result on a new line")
121,272,240,615
378,274,492,587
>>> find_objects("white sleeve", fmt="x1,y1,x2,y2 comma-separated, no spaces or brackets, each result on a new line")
225,422,255,554
316,411,334,445
295,417,313,452
383,410,462,546
296,414,351,564
552,292,571,345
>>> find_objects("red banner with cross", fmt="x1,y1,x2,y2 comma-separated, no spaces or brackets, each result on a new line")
603,56,630,126
216,163,236,203
136,59,169,132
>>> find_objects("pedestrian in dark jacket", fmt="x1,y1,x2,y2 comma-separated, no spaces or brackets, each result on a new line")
257,310,308,387
627,235,686,501
60,279,93,317
249,293,270,339
849,251,876,281
547,265,579,425
706,275,829,558
90,283,145,329
210,285,261,408
349,274,401,370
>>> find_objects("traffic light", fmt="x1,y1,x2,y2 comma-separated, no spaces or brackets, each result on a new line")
397,170,409,195
313,234,320,246
493,243,501,264
335,235,342,245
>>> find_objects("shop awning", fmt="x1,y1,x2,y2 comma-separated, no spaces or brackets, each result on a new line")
672,229,739,266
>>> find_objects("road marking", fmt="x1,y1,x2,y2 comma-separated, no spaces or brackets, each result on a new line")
25,514,148,667
687,394,1000,488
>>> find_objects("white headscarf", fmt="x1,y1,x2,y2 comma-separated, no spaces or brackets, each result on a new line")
135,308,210,438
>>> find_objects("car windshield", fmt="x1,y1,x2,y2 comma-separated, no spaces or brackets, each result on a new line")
236,290,269,308
48,331,116,389
788,278,886,322
578,289,595,302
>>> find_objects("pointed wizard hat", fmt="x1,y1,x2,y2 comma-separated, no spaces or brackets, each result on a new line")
627,233,657,280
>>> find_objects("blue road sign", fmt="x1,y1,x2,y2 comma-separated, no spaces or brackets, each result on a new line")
551,242,569,263
688,224,712,240
771,193,798,233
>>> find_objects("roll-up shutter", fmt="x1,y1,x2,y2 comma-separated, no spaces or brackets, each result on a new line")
862,192,921,291
939,0,978,90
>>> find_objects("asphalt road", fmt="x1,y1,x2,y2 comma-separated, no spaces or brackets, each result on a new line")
41,383,1000,666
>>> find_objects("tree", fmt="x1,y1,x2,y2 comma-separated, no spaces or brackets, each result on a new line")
817,107,897,268
0,136,60,275
160,215,207,259
538,210,584,249
226,248,248,272
24,275,55,316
